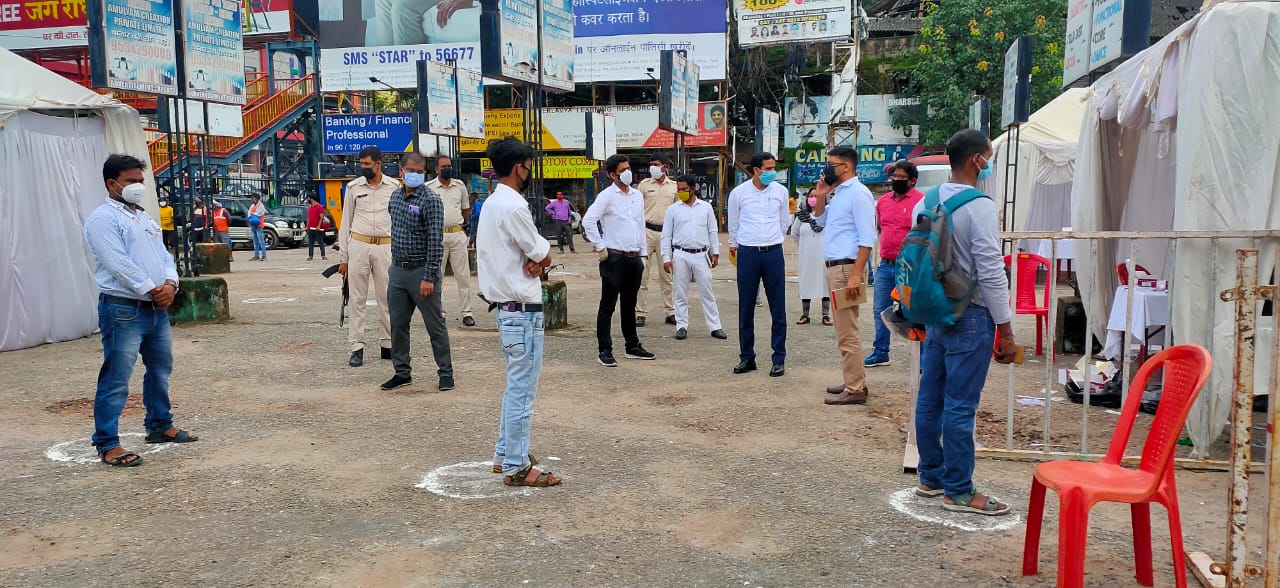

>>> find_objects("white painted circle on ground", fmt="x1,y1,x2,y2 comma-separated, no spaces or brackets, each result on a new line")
321,286,341,293
888,487,1022,532
242,297,297,304
46,433,174,464
415,461,535,499
258,267,313,272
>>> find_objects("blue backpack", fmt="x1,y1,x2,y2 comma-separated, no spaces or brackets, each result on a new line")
894,186,989,327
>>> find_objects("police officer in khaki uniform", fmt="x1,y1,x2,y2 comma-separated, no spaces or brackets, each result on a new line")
424,154,475,326
339,146,401,367
636,152,677,326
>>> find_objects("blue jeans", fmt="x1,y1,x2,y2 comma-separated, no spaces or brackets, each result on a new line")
872,261,896,355
493,310,545,475
251,226,267,258
915,304,996,498
93,300,175,452
736,245,787,365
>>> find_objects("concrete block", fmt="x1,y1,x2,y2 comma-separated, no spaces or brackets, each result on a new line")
542,279,568,330
195,243,232,275
169,276,230,324
444,248,478,277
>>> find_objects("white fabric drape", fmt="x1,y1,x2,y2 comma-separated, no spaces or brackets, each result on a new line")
0,111,110,351
1020,182,1073,254
1072,0,1280,457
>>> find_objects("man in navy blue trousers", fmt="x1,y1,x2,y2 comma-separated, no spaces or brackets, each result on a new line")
727,153,791,377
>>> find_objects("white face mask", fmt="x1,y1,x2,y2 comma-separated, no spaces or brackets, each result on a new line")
121,183,146,205
649,165,665,179
619,169,633,186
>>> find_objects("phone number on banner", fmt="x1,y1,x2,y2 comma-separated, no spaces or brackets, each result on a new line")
340,46,476,65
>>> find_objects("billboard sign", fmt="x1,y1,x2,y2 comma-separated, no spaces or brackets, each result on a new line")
538,0,574,91
684,59,700,135
480,0,539,85
585,112,617,161
658,50,688,134
460,101,729,152
783,96,828,148
855,144,913,184
1,0,285,50
424,60,458,136
481,155,600,179
457,67,485,140
734,0,851,48
1063,0,1092,86
322,113,415,155
1001,36,1033,129
182,0,245,105
856,94,921,145
755,108,779,155
572,0,727,82
793,147,826,185
316,0,480,91
88,0,179,95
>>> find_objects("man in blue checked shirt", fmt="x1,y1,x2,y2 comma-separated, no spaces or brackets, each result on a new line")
381,153,455,392
83,154,199,468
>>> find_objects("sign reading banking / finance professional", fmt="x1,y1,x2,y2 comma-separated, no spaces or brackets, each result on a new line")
321,113,415,155
182,0,246,105
98,0,179,95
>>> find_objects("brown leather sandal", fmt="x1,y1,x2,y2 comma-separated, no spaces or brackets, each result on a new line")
503,464,562,487
795,315,811,325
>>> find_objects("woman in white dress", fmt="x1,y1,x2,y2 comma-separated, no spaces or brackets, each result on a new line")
791,191,831,325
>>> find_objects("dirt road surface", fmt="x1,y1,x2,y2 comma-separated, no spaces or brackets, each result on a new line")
0,240,1262,587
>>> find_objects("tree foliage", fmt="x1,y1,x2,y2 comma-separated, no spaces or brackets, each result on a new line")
902,0,1066,146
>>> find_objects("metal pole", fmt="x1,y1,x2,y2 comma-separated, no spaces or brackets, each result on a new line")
1007,242,1017,450
1265,274,1280,588
1224,248,1260,587
1082,238,1095,454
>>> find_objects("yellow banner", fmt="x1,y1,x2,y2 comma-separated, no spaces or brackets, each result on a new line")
461,109,562,152
480,155,600,179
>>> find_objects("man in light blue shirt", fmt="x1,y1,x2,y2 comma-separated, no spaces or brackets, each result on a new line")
809,145,877,405
83,154,198,467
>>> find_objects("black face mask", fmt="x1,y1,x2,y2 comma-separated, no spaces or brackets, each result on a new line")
821,164,839,187
439,167,453,181
517,165,531,192
360,167,376,180
892,179,911,194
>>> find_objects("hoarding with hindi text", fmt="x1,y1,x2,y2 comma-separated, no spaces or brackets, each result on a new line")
572,0,726,82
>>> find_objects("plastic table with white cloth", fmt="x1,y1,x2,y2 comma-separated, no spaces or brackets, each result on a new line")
1103,285,1168,361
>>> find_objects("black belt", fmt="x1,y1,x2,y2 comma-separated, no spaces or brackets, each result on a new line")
826,258,857,267
100,293,158,309
645,222,663,232
743,243,781,252
881,257,896,265
675,246,707,254
489,301,544,313
607,248,641,257
394,259,426,269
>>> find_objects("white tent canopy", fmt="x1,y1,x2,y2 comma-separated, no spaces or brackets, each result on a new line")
990,88,1088,255
1070,0,1280,457
0,48,155,352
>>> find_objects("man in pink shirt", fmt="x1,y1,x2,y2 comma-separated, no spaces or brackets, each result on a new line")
867,160,925,367
544,192,576,253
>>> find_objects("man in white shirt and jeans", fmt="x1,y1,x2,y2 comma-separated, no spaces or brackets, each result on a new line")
475,138,561,488
727,152,791,377
583,154,656,367
661,175,726,341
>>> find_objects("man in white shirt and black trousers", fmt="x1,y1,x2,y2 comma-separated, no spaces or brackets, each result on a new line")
582,154,656,367
661,175,726,341
475,138,561,488
728,152,791,377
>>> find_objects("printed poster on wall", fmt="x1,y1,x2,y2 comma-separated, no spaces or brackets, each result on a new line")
573,0,727,82
460,101,729,152
783,96,829,148
734,0,851,48
538,0,575,91
316,0,480,91
182,0,246,105
425,60,458,136
658,50,688,134
1,0,286,50
89,0,179,95
457,67,485,140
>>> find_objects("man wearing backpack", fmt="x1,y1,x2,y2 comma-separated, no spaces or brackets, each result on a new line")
907,129,1017,516
808,146,878,405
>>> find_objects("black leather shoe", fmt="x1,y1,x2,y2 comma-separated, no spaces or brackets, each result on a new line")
636,316,647,327
438,376,455,391
710,329,728,339
769,364,785,377
674,328,687,340
665,315,677,325
381,374,411,390
349,349,364,367
733,359,757,374
380,347,392,360
463,316,476,327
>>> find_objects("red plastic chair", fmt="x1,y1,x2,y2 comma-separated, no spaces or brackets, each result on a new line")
1116,262,1151,286
1021,344,1212,588
1005,253,1051,356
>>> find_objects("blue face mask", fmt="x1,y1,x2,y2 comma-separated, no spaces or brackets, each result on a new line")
759,170,777,184
976,156,993,182
403,172,425,188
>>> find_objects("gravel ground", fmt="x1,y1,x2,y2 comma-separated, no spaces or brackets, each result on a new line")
0,238,1263,587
